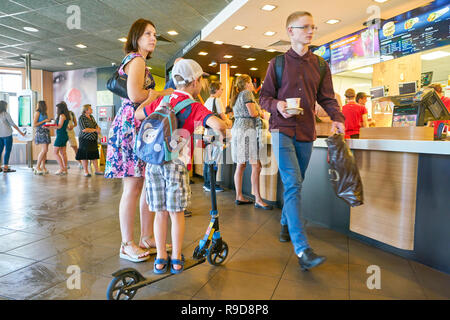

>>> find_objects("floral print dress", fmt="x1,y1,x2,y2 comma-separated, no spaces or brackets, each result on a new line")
105,53,155,178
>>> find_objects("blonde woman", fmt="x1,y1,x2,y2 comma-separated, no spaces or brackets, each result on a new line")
230,75,272,210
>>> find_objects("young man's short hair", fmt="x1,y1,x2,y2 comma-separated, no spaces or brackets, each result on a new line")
428,83,443,94
286,11,312,28
209,81,222,95
356,92,367,103
345,88,356,99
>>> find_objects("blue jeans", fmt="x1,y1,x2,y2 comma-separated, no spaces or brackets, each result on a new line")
272,132,313,255
0,135,13,165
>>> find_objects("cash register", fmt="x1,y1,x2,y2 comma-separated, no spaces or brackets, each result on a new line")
391,90,450,138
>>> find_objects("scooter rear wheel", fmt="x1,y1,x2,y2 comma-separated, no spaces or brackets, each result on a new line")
106,271,140,300
207,241,229,266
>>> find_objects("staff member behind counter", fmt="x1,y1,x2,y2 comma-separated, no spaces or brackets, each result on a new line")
342,88,368,138
427,83,450,138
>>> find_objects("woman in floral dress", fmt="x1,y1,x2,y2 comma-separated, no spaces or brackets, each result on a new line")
105,18,173,262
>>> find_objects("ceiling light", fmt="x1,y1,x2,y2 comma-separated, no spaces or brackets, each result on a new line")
214,41,224,45
230,65,238,69
23,26,38,32
58,47,65,51
235,73,242,76
246,58,256,61
198,51,208,56
242,45,251,49
353,67,373,74
261,5,277,11
167,30,178,36
264,31,276,36
420,51,450,61
266,49,276,52
216,72,220,74
118,37,127,42
250,67,258,71
326,19,341,24
224,55,233,59
76,44,87,48
234,25,246,31
373,0,389,3
65,62,73,66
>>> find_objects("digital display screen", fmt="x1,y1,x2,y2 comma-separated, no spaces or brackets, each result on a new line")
399,82,417,95
313,43,331,64
330,27,380,74
392,114,418,127
379,1,450,61
370,87,385,99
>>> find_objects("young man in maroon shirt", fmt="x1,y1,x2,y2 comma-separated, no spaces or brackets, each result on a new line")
260,11,345,271
342,88,368,139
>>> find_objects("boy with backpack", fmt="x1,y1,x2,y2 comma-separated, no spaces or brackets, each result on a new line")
259,11,345,271
135,59,227,274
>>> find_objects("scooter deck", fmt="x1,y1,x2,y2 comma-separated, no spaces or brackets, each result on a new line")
126,257,206,291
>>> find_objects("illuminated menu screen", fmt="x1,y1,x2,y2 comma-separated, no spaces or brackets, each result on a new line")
313,43,331,64
379,1,450,61
330,27,380,74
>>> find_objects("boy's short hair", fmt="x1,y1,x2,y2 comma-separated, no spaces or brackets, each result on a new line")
356,92,367,103
286,11,312,28
345,88,356,99
428,83,443,94
209,81,222,95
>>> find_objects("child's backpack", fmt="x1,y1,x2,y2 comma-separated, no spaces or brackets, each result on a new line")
135,95,195,165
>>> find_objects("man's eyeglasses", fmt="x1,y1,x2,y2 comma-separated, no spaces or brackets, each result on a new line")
289,25,318,31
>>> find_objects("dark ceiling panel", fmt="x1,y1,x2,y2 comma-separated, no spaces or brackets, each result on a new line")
184,41,281,80
10,0,59,10
0,16,62,40
0,1,29,15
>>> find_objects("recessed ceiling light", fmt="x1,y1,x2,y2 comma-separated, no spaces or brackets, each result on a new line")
230,65,238,69
234,25,247,31
214,41,224,45
373,0,388,3
235,73,242,76
266,49,276,52
118,37,127,42
326,19,341,24
261,5,277,11
216,72,220,74
224,55,233,59
23,26,38,32
58,47,65,51
198,51,208,56
241,45,251,49
76,44,87,48
250,67,258,71
353,67,373,74
246,58,256,61
264,31,276,36
65,62,73,66
167,30,178,36
420,51,450,60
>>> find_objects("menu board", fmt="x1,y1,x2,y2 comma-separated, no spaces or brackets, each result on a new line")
313,43,331,64
379,1,450,61
330,27,380,74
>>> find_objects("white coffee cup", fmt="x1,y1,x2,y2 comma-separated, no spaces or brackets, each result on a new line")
286,98,301,109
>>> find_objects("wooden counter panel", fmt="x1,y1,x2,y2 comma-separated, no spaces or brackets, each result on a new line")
360,127,434,140
350,150,418,250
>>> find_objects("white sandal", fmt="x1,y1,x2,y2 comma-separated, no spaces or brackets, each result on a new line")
139,236,172,255
119,241,150,262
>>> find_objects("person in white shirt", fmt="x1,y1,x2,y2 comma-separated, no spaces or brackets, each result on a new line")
203,81,232,192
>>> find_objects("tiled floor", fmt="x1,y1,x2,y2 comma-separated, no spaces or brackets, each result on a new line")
0,164,449,300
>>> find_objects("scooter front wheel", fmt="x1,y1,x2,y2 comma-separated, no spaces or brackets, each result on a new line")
106,271,140,300
207,241,229,266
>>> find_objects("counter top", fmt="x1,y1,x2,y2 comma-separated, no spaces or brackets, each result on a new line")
313,138,450,155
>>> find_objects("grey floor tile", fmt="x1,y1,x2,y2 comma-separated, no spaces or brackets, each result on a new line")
193,269,279,300
348,264,427,300
0,231,48,252
410,261,450,300
0,262,67,299
0,253,36,277
272,279,349,300
0,228,15,236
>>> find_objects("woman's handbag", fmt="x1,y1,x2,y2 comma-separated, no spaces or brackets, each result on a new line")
107,69,129,100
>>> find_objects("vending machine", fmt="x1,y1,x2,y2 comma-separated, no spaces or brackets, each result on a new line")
94,105,115,145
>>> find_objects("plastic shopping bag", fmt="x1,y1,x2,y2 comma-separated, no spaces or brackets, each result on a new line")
326,134,363,207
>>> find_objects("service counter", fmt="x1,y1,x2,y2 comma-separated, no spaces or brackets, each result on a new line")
217,132,450,274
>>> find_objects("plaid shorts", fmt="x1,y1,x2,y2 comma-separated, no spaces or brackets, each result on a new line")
145,159,190,212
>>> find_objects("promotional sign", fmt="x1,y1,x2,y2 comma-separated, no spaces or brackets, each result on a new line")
379,1,450,61
330,27,380,74
313,43,331,64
